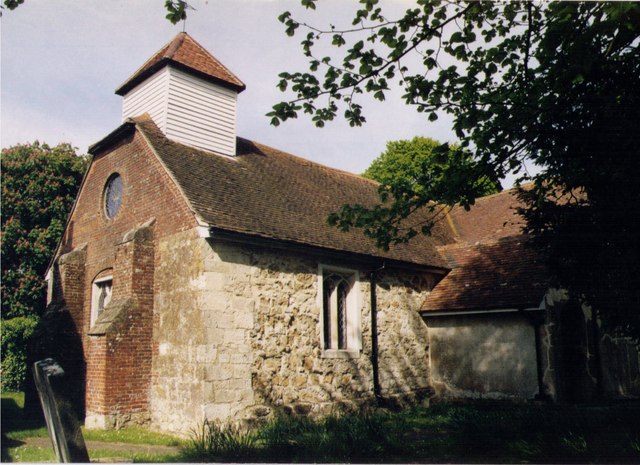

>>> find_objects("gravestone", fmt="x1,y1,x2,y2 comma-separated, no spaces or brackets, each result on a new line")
32,358,90,463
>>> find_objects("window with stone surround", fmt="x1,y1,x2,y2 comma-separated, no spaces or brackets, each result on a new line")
91,276,113,326
319,265,361,357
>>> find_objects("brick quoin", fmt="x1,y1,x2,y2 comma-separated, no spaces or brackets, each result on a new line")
50,129,198,426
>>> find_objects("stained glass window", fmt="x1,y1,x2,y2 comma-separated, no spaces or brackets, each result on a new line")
104,174,123,219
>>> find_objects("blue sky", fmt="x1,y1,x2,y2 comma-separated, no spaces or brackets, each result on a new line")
1,0,462,176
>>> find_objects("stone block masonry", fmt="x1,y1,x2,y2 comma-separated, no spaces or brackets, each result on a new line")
150,230,436,433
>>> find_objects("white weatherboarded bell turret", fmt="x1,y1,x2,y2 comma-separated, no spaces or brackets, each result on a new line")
115,32,246,157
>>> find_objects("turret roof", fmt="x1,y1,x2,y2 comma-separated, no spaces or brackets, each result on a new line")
115,32,245,95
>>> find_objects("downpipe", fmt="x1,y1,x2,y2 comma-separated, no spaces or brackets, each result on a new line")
370,263,386,405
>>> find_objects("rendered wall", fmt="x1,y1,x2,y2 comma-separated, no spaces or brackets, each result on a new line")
427,313,539,399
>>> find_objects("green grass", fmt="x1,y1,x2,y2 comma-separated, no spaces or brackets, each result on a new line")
4,446,178,464
1,391,183,463
180,400,640,463
82,426,183,446
4,390,640,463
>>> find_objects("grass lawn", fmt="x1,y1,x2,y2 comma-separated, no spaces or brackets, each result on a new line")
3,390,640,463
1,392,183,463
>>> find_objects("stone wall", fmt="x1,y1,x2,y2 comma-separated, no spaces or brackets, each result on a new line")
151,228,210,432
150,230,435,433
249,252,372,419
375,273,433,403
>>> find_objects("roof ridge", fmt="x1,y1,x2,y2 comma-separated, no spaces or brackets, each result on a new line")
114,34,179,94
163,31,186,59
438,233,530,251
238,137,381,186
182,33,245,89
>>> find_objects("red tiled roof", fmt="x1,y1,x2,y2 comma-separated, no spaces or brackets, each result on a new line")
115,32,245,95
448,188,526,243
126,115,453,269
421,235,548,312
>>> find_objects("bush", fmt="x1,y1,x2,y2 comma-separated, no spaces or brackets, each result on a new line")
1,316,39,391
1,142,87,393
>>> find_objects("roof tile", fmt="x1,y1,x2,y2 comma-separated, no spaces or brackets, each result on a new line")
133,115,453,269
115,32,245,95
422,235,548,312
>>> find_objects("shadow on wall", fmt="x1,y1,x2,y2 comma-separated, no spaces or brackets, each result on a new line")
25,303,86,421
247,252,375,419
375,272,433,407
601,334,640,398
209,243,435,424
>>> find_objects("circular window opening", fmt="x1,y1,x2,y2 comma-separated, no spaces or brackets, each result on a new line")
104,173,123,219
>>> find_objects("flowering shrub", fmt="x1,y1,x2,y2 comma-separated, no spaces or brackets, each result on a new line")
1,142,87,390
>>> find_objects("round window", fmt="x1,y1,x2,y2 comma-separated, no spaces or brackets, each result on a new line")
104,174,123,219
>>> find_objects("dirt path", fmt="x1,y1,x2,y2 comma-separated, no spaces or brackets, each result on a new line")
4,436,181,456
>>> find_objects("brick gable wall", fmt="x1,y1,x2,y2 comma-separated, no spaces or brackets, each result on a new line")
49,129,197,427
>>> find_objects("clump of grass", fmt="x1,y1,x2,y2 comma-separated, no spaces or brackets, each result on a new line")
254,412,316,458
181,412,402,462
185,419,257,460
506,438,543,461
256,411,402,462
560,431,589,455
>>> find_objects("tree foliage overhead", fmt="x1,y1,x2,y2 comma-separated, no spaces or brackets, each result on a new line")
165,0,192,24
270,1,640,339
1,0,23,11
329,136,500,248
362,137,500,200
1,142,87,390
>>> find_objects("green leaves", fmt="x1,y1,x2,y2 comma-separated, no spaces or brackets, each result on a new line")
301,0,316,10
328,137,501,249
164,0,188,25
278,11,300,37
1,0,24,11
1,142,87,319
268,101,301,126
1,142,87,390
1,316,39,391
271,1,640,339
